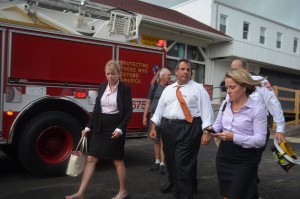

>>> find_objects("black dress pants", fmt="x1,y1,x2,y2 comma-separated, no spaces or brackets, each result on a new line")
160,117,202,199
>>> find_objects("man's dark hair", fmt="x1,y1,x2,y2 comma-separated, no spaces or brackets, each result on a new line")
176,58,191,70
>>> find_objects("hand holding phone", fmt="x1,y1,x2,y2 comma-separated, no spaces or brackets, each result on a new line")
204,126,217,134
206,129,217,134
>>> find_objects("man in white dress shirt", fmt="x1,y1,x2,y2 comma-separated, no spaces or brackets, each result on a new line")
231,58,286,144
150,59,214,199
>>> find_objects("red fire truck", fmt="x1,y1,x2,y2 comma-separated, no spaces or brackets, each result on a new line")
0,0,165,176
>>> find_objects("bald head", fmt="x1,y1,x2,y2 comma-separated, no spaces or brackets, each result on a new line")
231,58,248,71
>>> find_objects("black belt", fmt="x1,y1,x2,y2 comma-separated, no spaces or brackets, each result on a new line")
162,117,201,123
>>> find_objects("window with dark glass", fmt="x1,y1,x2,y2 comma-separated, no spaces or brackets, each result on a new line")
294,38,298,53
276,32,282,49
166,59,177,75
191,63,205,83
166,40,206,83
167,41,185,58
187,45,204,62
260,27,266,44
219,15,227,34
243,22,249,39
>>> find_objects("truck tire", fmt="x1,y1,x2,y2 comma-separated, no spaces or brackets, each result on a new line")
18,111,82,176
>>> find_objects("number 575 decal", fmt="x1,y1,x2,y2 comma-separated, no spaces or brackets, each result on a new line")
132,98,147,112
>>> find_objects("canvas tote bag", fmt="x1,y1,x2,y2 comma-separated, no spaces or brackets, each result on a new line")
66,136,88,177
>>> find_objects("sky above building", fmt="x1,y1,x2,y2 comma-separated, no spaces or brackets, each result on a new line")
140,0,300,30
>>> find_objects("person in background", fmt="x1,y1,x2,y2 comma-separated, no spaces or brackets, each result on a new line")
150,59,214,199
66,60,132,199
143,68,172,174
220,80,226,103
230,58,286,198
211,68,267,199
231,58,286,144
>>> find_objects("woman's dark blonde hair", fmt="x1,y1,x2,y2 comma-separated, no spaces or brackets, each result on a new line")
225,68,264,96
105,60,120,75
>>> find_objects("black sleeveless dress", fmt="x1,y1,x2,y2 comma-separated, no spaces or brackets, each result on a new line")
88,113,125,160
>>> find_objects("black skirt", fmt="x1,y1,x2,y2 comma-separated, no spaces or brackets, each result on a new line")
216,141,260,199
88,113,125,160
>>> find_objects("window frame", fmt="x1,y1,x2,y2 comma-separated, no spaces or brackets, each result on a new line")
260,27,266,44
243,21,250,40
276,32,282,49
166,40,206,83
219,14,227,34
293,37,298,53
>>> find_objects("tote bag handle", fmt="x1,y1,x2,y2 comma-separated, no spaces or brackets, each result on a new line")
75,136,88,154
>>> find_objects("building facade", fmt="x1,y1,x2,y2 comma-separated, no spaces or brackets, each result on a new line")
171,0,300,104
1,0,232,89
5,0,299,105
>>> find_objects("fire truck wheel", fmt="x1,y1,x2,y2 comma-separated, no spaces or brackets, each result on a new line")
17,111,82,176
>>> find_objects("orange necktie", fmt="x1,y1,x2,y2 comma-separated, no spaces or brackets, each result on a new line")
176,86,193,123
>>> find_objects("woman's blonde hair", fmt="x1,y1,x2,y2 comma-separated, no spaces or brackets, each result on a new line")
225,68,265,96
105,60,120,74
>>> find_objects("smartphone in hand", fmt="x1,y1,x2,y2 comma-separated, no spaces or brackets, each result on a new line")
204,128,217,134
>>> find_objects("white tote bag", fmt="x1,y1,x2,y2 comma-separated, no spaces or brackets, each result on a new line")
66,136,88,177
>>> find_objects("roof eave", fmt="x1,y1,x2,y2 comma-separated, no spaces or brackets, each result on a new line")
142,15,232,44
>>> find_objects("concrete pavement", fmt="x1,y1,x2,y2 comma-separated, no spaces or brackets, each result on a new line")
1,124,300,199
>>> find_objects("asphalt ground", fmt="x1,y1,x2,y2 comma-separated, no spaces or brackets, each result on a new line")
0,126,300,199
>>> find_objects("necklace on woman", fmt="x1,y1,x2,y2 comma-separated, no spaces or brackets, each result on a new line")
232,107,239,113
232,97,248,113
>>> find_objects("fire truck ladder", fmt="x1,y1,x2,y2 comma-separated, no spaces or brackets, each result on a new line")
0,0,142,41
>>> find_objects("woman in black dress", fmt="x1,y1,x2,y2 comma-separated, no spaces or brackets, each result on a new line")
66,60,132,199
211,69,267,199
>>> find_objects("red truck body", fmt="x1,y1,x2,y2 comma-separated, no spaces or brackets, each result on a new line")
0,23,165,175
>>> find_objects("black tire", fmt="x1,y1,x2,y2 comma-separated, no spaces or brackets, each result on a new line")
18,111,82,177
